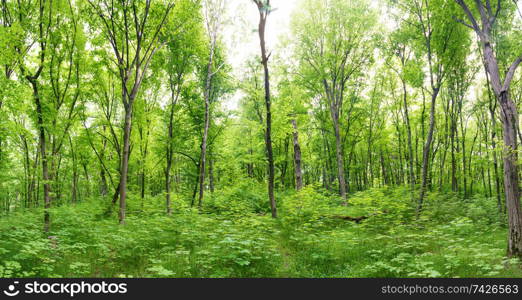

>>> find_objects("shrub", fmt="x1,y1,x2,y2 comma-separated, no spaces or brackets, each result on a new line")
204,179,268,215
280,184,332,227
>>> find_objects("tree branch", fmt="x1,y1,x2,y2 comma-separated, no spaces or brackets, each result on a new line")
502,55,522,92
452,15,474,29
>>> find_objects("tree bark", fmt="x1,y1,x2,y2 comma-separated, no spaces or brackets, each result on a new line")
484,62,502,212
165,166,172,215
209,155,215,193
69,136,78,203
30,80,51,232
401,79,415,195
291,119,303,191
100,167,108,197
119,106,132,224
458,96,468,198
198,45,214,208
330,105,347,201
165,75,180,215
418,88,439,214
254,0,277,217
500,91,522,256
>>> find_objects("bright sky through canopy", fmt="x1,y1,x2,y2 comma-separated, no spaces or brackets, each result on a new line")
223,0,298,110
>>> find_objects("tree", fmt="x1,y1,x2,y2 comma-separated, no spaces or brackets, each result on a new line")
396,0,470,213
21,3,50,230
252,0,277,217
162,0,205,215
384,28,422,199
454,0,522,257
292,0,377,201
198,0,226,207
87,0,173,224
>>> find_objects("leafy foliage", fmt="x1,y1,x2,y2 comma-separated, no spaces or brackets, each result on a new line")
0,186,519,278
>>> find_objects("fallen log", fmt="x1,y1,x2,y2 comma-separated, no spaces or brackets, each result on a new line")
330,215,368,223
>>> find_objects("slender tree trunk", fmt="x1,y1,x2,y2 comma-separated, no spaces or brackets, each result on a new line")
291,119,303,191
380,151,388,186
331,109,347,201
459,103,468,198
21,136,32,207
450,95,458,192
119,105,132,225
165,86,177,215
280,137,289,188
491,109,502,212
255,2,277,218
100,167,108,196
31,148,39,208
416,92,426,183
165,167,172,215
140,168,146,209
29,81,51,232
418,88,439,214
209,154,215,193
111,182,120,205
69,136,78,203
82,162,90,198
439,141,448,191
191,167,199,207
450,130,458,192
198,49,214,208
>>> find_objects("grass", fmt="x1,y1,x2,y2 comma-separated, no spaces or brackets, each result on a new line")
0,185,520,278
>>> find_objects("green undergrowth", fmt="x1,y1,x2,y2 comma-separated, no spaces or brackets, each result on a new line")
0,183,520,278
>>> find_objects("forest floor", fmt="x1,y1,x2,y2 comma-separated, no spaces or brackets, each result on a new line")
0,185,521,278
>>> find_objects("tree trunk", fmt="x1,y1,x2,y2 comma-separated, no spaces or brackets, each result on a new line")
417,88,439,214
255,4,277,218
100,167,108,197
480,26,522,256
485,63,502,212
450,95,458,192
165,155,172,215
119,106,132,225
499,91,522,257
380,151,388,186
30,80,51,232
69,136,78,203
331,110,347,201
140,168,146,209
450,130,458,192
291,119,303,191
491,109,502,212
165,86,176,215
111,182,120,205
459,101,468,198
198,52,213,208
209,155,215,193
191,167,199,207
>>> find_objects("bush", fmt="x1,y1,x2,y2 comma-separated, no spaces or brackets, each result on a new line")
204,179,268,215
280,185,332,226
348,186,415,225
422,191,504,226
465,195,505,225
